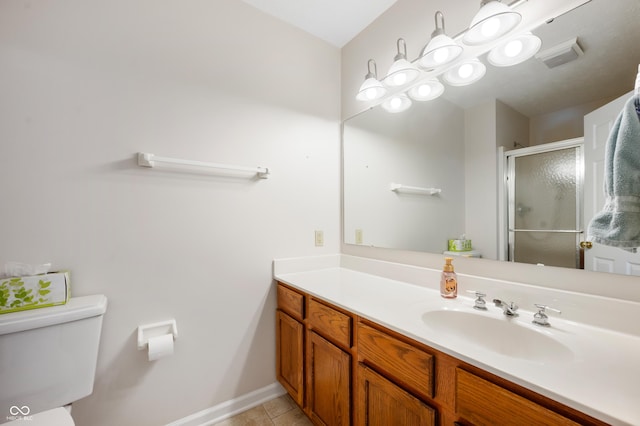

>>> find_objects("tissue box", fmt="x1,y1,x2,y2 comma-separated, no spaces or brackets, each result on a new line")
0,271,70,314
448,239,472,252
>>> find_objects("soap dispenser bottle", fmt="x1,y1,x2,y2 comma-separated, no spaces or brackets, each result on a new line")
440,257,457,298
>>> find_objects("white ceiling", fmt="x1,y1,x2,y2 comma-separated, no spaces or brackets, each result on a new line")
240,0,398,47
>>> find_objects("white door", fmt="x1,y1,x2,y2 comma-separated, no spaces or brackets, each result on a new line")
583,91,640,275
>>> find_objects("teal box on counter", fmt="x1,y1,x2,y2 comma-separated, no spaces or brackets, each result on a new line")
0,271,70,314
448,239,472,252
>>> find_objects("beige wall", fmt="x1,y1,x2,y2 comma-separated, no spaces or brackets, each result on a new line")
464,101,498,258
0,1,340,425
529,96,617,145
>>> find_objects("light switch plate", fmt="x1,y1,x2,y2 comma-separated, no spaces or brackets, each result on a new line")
355,229,363,244
314,230,324,247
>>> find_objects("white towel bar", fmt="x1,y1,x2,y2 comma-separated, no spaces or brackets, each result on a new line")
137,152,270,179
390,183,441,195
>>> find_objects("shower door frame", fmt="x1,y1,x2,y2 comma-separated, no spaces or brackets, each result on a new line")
501,138,585,268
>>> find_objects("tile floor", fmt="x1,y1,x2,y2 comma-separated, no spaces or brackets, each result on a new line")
213,394,312,426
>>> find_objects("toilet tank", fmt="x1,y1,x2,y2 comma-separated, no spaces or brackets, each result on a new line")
0,294,107,419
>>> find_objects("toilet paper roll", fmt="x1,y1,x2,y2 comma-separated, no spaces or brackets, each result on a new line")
147,334,174,361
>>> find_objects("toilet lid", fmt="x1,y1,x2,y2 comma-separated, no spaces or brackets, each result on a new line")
25,407,75,425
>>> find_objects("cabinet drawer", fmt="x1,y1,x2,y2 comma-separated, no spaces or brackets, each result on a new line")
456,368,579,426
357,322,434,399
308,298,352,349
277,284,304,321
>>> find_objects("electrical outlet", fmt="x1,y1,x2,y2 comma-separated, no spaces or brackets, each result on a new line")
314,230,324,247
355,229,363,244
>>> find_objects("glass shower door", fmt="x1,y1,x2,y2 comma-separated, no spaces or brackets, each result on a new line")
507,142,583,268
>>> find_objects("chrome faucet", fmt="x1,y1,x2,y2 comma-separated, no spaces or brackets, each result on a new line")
493,299,519,317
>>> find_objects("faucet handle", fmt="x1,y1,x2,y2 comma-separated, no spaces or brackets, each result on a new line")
534,304,561,314
467,290,487,310
532,304,561,327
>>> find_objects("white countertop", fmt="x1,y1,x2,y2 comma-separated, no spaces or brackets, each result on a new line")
274,257,640,426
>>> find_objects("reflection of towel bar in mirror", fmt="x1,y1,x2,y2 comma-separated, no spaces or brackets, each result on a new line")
390,183,441,195
137,152,270,179
509,229,583,233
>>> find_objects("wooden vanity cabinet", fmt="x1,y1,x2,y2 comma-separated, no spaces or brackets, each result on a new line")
276,282,608,426
357,319,605,426
276,283,353,425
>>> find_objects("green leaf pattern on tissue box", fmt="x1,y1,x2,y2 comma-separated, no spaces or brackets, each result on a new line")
0,277,53,309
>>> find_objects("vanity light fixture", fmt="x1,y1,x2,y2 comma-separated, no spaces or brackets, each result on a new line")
462,0,522,46
443,59,486,86
418,11,463,70
488,32,542,67
407,78,444,101
381,93,412,113
383,39,421,87
356,59,388,101
355,0,529,112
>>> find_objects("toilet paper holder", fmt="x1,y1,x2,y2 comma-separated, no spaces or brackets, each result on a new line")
137,319,178,350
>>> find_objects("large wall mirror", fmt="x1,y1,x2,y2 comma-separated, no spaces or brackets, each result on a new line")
343,0,640,274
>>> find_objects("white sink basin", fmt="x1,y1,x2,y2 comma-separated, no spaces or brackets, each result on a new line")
421,310,574,363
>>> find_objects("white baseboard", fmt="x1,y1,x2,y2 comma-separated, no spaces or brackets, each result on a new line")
165,382,286,426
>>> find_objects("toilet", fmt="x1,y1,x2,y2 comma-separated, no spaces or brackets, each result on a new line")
0,294,107,425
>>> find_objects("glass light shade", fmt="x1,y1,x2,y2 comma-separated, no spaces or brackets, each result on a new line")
381,93,412,113
488,32,542,67
443,59,486,86
418,34,463,69
356,77,387,101
462,1,522,46
383,59,421,87
407,79,445,101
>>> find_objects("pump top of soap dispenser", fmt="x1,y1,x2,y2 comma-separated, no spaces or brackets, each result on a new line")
443,257,454,272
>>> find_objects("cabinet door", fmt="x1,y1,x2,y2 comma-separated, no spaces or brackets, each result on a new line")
307,331,351,426
357,364,436,426
276,310,304,406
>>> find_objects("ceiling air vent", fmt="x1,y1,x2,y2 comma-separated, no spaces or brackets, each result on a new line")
535,37,584,68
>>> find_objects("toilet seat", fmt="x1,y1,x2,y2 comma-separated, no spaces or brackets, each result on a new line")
23,407,75,425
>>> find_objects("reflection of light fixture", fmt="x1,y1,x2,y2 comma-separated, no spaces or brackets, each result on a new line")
407,79,444,101
383,39,420,87
356,59,387,101
381,93,412,113
488,32,542,67
443,59,486,86
463,0,522,46
418,11,463,69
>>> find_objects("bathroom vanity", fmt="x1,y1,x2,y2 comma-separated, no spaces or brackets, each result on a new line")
274,255,640,425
